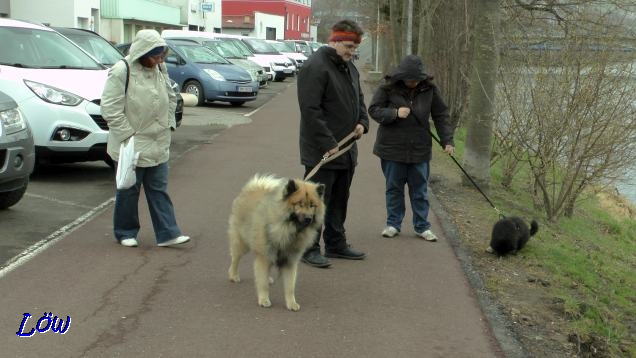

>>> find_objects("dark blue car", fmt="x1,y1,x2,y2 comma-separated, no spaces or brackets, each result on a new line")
164,39,258,106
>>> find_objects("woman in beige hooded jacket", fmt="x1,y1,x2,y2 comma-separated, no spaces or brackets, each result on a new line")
101,29,189,248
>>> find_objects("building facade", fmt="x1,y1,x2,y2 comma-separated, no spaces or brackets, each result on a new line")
2,0,101,29
221,0,313,40
221,12,284,39
0,0,223,44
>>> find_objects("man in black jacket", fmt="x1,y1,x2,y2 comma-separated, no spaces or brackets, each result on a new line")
297,19,369,268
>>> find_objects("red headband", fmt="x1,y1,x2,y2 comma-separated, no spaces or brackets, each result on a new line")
329,30,361,44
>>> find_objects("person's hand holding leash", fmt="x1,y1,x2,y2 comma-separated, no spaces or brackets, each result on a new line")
444,145,455,156
326,146,339,156
325,126,363,158
353,124,365,139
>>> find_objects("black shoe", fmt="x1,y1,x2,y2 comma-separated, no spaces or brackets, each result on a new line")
301,251,331,268
325,245,366,260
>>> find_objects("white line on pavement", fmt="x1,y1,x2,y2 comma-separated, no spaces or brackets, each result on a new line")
0,197,115,279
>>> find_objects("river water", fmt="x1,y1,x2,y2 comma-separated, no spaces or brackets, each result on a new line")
616,167,636,205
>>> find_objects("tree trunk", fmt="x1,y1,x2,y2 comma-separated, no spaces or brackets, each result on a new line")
389,0,401,66
462,0,499,191
416,0,433,61
405,0,413,55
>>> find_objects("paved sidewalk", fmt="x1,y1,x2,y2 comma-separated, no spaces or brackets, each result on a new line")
0,78,508,357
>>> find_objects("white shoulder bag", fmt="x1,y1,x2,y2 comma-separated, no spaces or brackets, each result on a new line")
115,136,140,189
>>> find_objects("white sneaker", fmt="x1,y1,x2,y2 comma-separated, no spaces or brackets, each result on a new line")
120,238,138,247
381,226,399,238
417,230,438,242
158,235,191,247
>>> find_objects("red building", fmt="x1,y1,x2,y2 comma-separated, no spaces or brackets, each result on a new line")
222,0,312,40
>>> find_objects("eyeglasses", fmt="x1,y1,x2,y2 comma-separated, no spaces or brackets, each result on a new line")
339,42,358,50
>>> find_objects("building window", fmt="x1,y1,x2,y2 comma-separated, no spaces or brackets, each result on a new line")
243,15,250,24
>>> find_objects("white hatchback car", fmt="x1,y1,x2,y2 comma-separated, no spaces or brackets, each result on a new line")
0,19,110,167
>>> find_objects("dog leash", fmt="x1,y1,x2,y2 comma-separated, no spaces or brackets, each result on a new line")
304,131,358,181
429,130,505,219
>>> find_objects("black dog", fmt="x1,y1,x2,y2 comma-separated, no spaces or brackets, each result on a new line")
488,217,538,256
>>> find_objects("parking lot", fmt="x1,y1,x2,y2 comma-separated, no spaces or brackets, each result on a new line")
0,79,294,269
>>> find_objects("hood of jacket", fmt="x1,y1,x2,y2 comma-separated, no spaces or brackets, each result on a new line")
127,30,167,63
387,55,428,84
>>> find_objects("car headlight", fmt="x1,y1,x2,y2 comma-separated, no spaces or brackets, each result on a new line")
0,107,27,136
203,69,225,81
249,70,258,81
24,80,83,106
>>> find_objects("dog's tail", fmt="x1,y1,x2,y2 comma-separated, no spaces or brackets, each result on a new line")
530,220,539,236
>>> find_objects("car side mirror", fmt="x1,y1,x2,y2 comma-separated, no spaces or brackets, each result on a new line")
165,55,179,65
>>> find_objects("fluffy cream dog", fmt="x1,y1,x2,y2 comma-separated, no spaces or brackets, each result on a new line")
228,174,325,311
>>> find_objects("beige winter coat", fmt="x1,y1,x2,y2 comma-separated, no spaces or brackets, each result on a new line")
101,29,176,167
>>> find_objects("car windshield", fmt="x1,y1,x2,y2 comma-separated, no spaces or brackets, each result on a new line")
242,38,280,55
59,31,123,66
175,44,230,64
296,43,312,56
0,27,103,69
204,40,243,59
217,38,253,57
269,41,293,53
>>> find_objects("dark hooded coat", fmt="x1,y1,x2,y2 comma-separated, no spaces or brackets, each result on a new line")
297,46,369,169
368,55,454,163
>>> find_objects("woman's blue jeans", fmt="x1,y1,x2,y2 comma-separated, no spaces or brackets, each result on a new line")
113,162,181,243
381,159,431,233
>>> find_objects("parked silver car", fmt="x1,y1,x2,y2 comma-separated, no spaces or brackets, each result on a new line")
0,89,35,209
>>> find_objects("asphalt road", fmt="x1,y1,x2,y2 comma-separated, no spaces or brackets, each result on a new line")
0,79,291,269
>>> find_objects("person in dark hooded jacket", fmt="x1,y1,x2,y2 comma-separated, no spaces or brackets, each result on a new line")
368,55,455,242
297,19,369,268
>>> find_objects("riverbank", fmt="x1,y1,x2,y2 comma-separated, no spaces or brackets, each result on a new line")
429,148,636,357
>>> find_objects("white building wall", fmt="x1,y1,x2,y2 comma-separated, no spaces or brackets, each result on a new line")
221,13,283,39
9,0,99,28
0,0,10,17
254,12,284,40
73,0,100,29
220,27,251,37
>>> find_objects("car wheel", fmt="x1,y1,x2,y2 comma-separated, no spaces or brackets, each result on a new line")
183,80,204,106
274,75,285,82
230,101,245,107
0,183,28,210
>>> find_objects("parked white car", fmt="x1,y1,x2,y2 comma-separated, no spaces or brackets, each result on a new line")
239,37,295,81
0,18,110,167
266,40,308,71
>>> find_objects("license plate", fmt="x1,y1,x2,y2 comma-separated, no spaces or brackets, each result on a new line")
283,69,293,74
238,86,252,92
